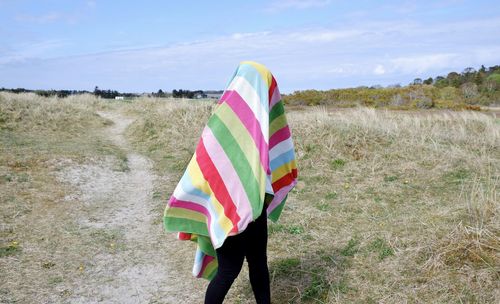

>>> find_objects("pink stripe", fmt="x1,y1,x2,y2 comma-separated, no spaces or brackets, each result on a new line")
203,127,253,230
224,90,269,173
266,180,297,215
170,198,210,220
219,90,231,104
269,126,291,149
170,198,215,242
270,85,281,108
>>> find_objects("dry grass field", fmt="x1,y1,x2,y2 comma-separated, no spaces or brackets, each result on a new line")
1,92,499,303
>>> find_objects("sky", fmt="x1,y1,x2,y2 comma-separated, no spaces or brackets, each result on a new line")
1,0,499,93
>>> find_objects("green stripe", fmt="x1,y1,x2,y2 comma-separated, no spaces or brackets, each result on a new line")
196,235,216,256
207,114,262,216
269,113,287,135
166,206,206,223
204,260,218,280
164,216,208,236
269,101,285,122
216,103,265,185
203,261,218,281
268,195,288,222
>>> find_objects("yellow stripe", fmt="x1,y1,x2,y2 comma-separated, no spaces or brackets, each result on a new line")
270,113,287,134
166,207,206,222
216,103,266,194
187,154,211,194
272,160,297,183
187,157,234,233
240,61,272,88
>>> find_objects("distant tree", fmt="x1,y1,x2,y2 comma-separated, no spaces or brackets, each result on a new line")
462,67,476,83
446,72,461,87
412,78,423,85
463,67,476,74
434,76,448,88
423,77,433,85
157,89,165,97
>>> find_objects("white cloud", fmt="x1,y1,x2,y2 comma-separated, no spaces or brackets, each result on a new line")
293,30,363,42
2,17,500,91
390,53,459,74
373,64,385,75
0,39,67,64
265,0,331,11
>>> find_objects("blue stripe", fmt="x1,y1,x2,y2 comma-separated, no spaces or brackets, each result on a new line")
180,171,210,200
270,149,295,171
180,172,226,242
234,63,269,111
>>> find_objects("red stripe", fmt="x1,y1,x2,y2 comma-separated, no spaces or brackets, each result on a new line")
269,126,291,149
269,76,277,105
197,255,215,278
178,232,192,240
196,139,241,229
272,168,298,191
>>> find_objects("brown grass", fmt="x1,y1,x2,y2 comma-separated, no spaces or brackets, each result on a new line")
1,93,498,303
0,92,128,303
126,103,499,303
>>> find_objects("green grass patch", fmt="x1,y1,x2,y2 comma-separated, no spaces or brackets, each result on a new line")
315,201,331,211
330,158,346,169
368,238,394,260
269,223,305,235
271,257,301,277
384,175,398,182
0,242,21,257
302,270,331,301
443,168,471,184
341,237,360,257
325,191,338,200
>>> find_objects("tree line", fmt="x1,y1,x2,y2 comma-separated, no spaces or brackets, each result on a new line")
0,86,219,99
283,64,500,108
2,64,499,109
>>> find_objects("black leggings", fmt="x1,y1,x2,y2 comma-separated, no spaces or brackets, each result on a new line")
204,210,270,304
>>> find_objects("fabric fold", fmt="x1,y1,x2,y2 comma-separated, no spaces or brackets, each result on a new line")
163,61,298,280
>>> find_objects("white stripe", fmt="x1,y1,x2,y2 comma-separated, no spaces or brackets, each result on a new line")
202,128,253,230
173,183,227,243
227,76,269,144
269,138,294,161
265,173,274,195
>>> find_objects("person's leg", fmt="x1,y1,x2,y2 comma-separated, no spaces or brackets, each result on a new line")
245,210,271,304
204,234,245,304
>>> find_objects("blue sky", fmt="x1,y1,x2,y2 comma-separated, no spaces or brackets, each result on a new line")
1,0,499,93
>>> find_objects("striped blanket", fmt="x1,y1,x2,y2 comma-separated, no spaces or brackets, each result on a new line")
163,61,298,280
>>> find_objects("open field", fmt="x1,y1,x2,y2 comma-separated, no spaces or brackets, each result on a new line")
1,93,499,303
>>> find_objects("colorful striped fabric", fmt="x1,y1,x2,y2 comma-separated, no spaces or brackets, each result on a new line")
163,61,298,280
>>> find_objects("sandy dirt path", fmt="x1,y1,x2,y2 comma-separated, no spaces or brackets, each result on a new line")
56,111,206,303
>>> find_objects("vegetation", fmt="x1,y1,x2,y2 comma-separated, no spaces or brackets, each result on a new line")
1,93,498,303
3,64,499,109
0,92,128,302
124,99,499,303
283,65,500,108
0,87,221,99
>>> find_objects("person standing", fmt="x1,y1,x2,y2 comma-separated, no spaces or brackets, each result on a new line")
163,61,298,303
